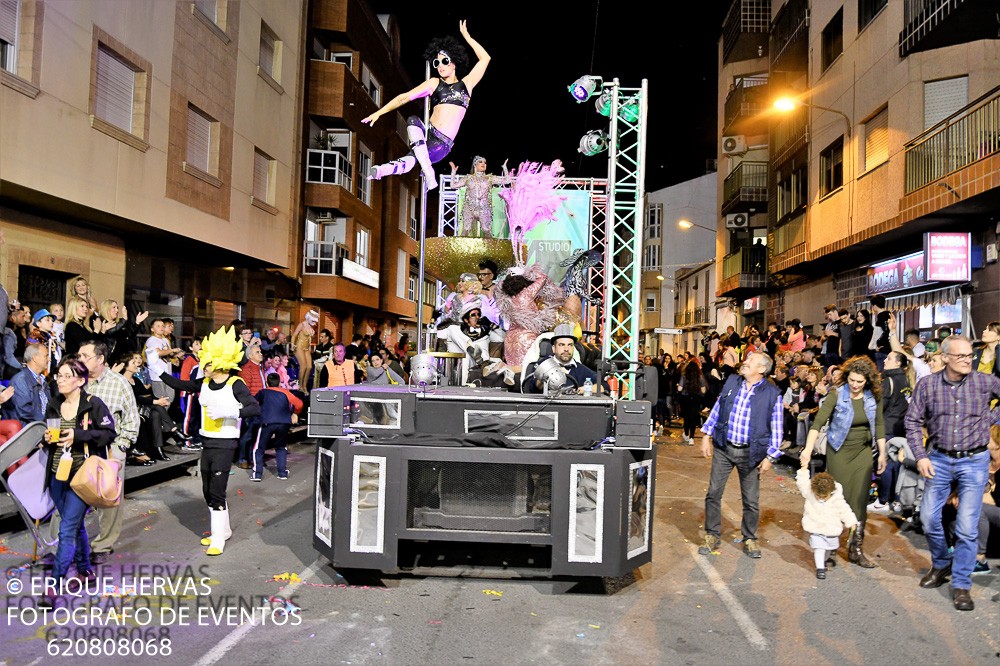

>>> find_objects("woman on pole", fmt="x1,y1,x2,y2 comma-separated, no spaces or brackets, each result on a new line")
363,21,490,191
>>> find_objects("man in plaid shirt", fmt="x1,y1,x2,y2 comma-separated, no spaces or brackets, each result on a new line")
905,335,1000,611
698,352,783,559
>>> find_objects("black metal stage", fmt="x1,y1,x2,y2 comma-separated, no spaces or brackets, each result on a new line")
310,385,654,578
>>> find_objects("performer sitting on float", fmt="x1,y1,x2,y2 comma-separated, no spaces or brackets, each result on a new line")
522,324,606,394
436,300,515,386
449,156,511,238
363,21,490,191
157,327,261,555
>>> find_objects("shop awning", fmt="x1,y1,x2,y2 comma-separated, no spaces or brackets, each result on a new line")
856,285,964,312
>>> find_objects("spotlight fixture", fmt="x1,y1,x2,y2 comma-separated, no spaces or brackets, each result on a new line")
578,129,609,156
534,357,568,394
619,95,640,123
410,353,438,386
568,75,602,103
594,89,613,116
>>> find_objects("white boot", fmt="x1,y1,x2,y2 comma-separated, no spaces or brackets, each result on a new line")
200,504,232,546
368,158,413,181
406,121,437,190
205,508,230,556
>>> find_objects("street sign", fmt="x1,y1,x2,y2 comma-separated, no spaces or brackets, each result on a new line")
654,328,682,335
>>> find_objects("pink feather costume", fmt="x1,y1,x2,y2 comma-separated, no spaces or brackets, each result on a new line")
493,264,565,368
499,160,565,265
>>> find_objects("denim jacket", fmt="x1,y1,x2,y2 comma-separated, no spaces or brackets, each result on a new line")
825,384,877,452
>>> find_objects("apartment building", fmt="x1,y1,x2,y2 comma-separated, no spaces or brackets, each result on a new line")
298,0,434,346
716,0,1000,338
640,172,719,356
0,0,307,339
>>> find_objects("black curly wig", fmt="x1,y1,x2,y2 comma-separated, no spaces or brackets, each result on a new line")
423,36,470,78
501,274,533,297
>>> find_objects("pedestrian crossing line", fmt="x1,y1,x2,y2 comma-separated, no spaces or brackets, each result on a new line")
193,558,322,666
689,544,769,651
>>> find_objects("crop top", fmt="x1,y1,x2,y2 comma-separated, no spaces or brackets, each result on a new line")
431,79,471,109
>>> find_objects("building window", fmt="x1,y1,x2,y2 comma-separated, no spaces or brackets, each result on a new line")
820,137,844,196
361,63,380,106
258,22,280,82
645,203,662,240
423,279,436,307
357,143,372,205
776,160,807,222
642,244,660,272
0,0,18,74
303,211,344,275
396,249,407,298
326,51,352,67
409,193,419,240
821,8,843,72
407,274,418,302
355,225,370,267
252,148,275,205
186,104,217,175
858,0,887,31
193,0,227,27
923,76,968,130
645,291,657,312
94,45,136,134
863,107,889,172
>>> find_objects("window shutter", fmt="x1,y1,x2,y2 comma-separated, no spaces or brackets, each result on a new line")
924,77,968,130
396,250,407,298
95,45,135,133
864,108,888,171
187,106,212,173
253,149,270,201
0,0,17,48
259,26,275,77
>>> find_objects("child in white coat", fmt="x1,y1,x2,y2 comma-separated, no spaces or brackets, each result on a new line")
796,469,859,579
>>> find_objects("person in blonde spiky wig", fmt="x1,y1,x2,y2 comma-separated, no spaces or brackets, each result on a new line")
157,326,259,556
200,326,245,373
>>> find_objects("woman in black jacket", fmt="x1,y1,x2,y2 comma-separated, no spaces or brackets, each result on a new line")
852,309,875,361
44,357,116,589
96,299,149,360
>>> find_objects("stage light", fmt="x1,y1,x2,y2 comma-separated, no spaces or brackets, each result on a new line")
410,353,438,386
534,357,568,394
619,96,640,123
578,130,608,156
594,89,613,116
568,75,602,103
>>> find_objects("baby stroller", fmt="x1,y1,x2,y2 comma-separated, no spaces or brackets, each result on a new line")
0,422,57,562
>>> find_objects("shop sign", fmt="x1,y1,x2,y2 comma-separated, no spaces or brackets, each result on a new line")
341,259,380,288
742,296,761,312
924,232,971,282
867,252,928,294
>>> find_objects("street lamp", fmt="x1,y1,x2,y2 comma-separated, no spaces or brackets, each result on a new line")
773,96,852,136
677,218,716,233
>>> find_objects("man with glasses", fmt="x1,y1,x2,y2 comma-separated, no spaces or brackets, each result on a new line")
905,335,1000,611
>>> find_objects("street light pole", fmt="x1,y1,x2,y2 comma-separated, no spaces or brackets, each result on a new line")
678,219,716,233
774,97,852,136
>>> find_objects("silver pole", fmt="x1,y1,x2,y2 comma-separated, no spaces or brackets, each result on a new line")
416,61,431,354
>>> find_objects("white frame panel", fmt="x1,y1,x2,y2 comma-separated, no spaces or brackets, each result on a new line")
463,409,559,441
568,463,605,563
349,455,387,553
627,459,653,559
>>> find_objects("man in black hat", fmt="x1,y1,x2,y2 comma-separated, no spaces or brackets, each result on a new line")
522,325,602,394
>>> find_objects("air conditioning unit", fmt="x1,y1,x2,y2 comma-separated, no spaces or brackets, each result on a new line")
726,213,749,229
315,212,334,222
722,135,747,155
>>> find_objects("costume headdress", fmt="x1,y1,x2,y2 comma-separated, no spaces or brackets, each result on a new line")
305,309,319,325
200,326,244,373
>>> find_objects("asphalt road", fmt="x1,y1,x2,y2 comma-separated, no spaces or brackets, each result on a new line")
2,428,998,665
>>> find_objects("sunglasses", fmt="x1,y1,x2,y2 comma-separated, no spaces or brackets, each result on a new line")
432,56,452,68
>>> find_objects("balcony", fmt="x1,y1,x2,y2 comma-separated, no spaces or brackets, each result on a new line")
722,161,768,214
771,105,807,167
723,77,769,135
307,59,376,124
693,306,711,326
674,310,693,328
718,245,768,297
900,0,999,58
303,240,349,276
306,149,352,191
722,0,771,64
770,0,808,73
904,86,1000,193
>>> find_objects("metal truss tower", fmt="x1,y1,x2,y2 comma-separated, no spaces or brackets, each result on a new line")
600,79,648,399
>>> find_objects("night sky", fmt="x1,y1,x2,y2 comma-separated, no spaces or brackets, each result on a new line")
369,2,730,192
